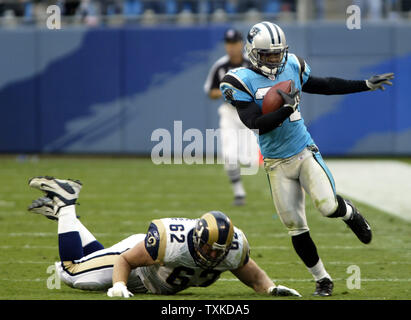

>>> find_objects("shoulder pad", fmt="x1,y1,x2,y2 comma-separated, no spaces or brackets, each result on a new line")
144,219,167,264
222,69,253,96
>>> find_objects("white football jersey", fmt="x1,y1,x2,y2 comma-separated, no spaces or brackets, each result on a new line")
138,218,250,294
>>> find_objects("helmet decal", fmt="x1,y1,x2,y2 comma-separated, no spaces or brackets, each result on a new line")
247,26,261,43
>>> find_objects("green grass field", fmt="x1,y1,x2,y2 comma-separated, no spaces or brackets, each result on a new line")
0,155,410,300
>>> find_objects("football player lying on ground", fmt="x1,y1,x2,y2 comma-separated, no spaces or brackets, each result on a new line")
27,176,301,298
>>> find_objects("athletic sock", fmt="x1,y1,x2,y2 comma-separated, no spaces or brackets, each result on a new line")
291,231,331,281
58,205,83,261
76,220,104,255
226,167,246,198
232,180,246,198
342,201,354,221
328,194,347,218
308,259,332,281
291,231,319,267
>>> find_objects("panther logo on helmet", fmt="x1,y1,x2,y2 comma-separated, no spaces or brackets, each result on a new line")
247,26,261,43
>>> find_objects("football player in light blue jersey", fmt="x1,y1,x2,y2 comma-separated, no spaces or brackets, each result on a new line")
220,21,394,296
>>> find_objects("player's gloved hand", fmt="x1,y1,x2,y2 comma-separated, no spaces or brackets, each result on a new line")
107,281,134,298
268,285,302,297
366,73,394,91
277,80,300,112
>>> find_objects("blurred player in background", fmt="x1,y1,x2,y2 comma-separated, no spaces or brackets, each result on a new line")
204,28,259,206
220,21,394,296
27,176,301,298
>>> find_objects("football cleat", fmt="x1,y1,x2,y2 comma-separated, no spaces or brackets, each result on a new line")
313,277,333,297
28,196,57,220
28,176,82,213
343,200,372,244
233,196,246,206
27,196,81,221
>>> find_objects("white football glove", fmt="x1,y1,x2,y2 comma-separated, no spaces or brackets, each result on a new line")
268,285,302,297
107,281,134,298
365,73,394,91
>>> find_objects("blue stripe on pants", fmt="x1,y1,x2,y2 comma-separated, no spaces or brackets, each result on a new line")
313,152,336,196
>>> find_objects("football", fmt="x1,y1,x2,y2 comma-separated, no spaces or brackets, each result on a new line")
262,80,292,114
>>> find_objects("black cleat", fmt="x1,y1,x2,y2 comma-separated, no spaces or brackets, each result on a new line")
344,200,372,244
313,277,333,296
233,196,246,206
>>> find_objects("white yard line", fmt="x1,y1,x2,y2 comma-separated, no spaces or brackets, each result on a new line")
218,278,411,282
1,277,410,283
3,260,409,266
326,160,411,221
0,244,404,250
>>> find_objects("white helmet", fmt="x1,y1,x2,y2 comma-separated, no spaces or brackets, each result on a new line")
245,21,289,79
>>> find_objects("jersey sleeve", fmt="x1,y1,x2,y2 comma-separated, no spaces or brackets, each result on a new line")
219,70,254,105
301,59,311,85
237,230,250,268
290,54,311,86
204,65,221,94
144,219,167,264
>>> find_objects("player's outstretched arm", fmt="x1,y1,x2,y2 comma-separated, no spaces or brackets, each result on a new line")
231,258,301,297
108,241,156,298
302,73,394,95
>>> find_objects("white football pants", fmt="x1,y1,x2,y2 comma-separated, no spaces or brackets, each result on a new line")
56,234,147,292
264,146,338,236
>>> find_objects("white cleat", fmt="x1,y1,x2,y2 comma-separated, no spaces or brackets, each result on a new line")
28,196,57,220
28,176,82,213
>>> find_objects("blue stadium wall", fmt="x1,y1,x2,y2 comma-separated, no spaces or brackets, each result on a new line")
1,22,411,156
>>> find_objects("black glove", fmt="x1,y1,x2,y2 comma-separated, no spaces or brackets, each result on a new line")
277,80,300,112
366,73,394,91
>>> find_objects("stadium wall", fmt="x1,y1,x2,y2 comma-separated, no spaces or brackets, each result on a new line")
1,22,410,156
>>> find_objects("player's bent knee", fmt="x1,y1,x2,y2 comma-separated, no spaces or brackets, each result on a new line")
278,210,308,233
325,194,347,218
316,197,338,217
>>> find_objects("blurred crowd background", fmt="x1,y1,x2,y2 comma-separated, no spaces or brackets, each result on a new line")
1,0,411,27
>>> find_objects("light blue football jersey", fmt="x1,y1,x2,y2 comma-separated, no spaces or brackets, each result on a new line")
220,53,314,159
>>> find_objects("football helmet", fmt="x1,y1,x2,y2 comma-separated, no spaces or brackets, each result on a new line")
245,21,288,79
193,211,234,269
